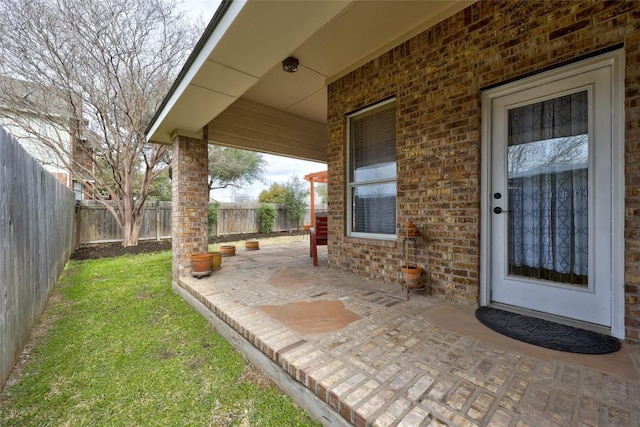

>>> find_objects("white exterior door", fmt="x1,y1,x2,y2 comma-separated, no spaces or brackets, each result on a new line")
482,53,623,329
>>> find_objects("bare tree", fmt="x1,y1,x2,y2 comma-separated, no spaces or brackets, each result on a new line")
0,0,199,246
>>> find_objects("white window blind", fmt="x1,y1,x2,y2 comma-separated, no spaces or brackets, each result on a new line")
347,100,397,238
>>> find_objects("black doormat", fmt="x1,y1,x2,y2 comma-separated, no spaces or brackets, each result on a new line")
475,306,620,354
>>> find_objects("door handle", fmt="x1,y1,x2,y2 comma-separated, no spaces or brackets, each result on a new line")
493,207,511,214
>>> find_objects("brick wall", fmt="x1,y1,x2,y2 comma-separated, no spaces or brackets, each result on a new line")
327,0,640,342
625,29,640,344
171,134,209,281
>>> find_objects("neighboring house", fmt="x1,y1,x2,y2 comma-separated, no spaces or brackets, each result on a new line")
146,1,640,344
0,76,94,200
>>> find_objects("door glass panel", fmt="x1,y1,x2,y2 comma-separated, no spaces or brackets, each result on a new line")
507,91,589,286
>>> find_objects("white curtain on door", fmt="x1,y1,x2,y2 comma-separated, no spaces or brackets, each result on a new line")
507,91,589,284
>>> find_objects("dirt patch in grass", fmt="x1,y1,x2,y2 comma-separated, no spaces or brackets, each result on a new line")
240,364,273,390
71,231,305,260
1,292,64,394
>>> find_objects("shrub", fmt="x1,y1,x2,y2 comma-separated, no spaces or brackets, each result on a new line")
283,176,308,230
258,204,278,234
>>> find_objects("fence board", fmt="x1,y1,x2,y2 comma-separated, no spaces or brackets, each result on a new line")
1,127,75,389
212,203,316,236
76,201,172,244
75,202,322,244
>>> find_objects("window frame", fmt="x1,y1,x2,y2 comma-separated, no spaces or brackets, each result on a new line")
345,98,397,240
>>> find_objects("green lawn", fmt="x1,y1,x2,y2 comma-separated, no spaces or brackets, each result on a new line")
0,250,320,427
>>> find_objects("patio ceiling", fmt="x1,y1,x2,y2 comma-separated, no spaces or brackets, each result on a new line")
146,0,474,162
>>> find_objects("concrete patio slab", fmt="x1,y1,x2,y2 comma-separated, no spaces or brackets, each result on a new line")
177,240,640,426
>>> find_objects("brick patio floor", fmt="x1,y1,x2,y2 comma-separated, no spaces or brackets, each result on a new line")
178,241,640,426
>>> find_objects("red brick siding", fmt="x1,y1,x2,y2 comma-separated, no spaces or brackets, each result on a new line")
625,29,640,344
171,135,209,281
327,0,640,342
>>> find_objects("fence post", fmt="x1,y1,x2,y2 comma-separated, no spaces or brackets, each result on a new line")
156,202,160,241
74,202,81,250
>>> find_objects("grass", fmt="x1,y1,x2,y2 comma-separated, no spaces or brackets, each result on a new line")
0,249,320,427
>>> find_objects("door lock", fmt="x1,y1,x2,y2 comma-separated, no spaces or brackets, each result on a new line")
493,207,511,214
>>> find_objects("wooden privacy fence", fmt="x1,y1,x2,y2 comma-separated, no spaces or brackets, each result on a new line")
214,203,310,235
75,201,172,246
1,127,76,390
76,201,323,246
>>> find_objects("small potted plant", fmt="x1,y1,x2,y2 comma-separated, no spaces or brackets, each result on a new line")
401,220,422,287
210,251,222,270
219,245,236,256
245,240,259,250
191,252,213,278
402,264,422,287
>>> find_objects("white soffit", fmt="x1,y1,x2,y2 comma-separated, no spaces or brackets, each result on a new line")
210,1,352,78
167,86,237,136
242,0,473,123
242,63,327,118
300,0,476,82
147,0,474,145
191,61,258,98
147,0,352,144
287,88,328,123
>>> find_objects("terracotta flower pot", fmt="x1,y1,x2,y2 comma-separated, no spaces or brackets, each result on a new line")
245,241,259,251
401,266,423,287
220,245,236,257
210,251,222,270
405,220,420,236
191,253,213,278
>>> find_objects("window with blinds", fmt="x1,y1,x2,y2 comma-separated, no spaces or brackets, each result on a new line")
346,99,397,238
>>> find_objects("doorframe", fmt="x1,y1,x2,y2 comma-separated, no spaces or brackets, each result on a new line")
479,50,625,338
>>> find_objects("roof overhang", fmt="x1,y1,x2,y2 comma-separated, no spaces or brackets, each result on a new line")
146,0,475,162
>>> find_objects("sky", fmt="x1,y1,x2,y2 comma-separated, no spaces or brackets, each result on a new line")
180,0,327,203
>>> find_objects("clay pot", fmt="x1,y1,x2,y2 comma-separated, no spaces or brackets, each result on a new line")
401,266,423,287
245,241,259,251
210,251,222,270
191,253,213,278
220,245,236,257
405,220,420,236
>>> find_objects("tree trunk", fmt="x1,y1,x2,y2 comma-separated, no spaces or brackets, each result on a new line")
122,223,138,247
122,209,144,247
120,183,145,247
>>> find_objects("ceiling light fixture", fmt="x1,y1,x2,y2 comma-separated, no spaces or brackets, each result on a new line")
282,56,299,73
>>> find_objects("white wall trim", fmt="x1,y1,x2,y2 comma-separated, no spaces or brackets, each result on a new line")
610,49,625,338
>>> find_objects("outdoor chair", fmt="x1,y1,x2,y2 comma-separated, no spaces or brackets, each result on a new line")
310,213,328,266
